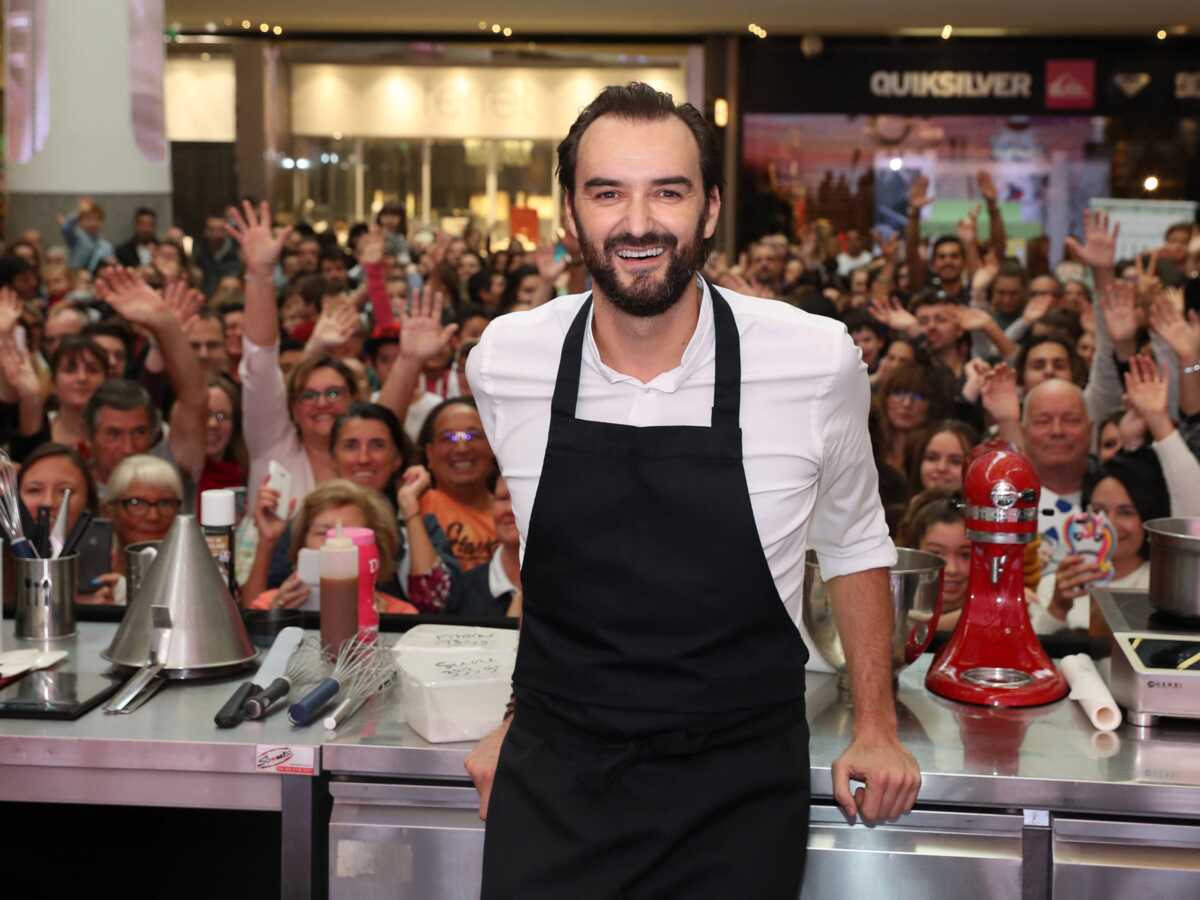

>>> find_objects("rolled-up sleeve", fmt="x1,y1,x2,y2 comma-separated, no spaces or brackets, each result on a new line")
239,337,295,457
807,334,897,580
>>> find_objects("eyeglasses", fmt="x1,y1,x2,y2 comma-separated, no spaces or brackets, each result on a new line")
117,497,182,516
207,411,231,424
435,429,486,446
889,390,927,403
298,387,348,405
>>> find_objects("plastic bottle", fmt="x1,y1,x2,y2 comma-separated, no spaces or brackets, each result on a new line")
200,489,239,599
297,547,322,611
327,526,380,641
320,522,360,655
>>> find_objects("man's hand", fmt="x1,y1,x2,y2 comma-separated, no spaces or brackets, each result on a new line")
1134,250,1163,303
400,284,458,362
163,279,205,331
465,717,512,820
868,296,920,337
1021,289,1055,325
357,226,385,266
977,170,999,205
956,205,981,247
533,244,567,282
956,305,995,333
961,358,992,404
981,362,1021,425
908,174,934,213
95,267,171,329
1065,209,1119,271
1149,290,1200,365
832,734,922,823
226,201,290,272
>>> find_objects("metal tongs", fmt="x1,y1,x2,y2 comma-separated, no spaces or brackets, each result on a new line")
105,605,172,714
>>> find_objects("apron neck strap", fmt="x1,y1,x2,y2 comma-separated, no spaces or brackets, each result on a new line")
550,279,742,427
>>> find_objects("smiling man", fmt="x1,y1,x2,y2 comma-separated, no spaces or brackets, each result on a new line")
465,83,920,898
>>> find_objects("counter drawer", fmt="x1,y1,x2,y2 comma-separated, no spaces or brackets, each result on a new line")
1052,817,1200,900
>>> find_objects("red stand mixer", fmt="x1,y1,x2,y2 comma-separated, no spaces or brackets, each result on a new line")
926,445,1069,707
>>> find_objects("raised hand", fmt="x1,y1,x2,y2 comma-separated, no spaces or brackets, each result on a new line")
961,357,993,404
357,226,385,266
980,362,1021,425
976,170,999,204
1021,288,1055,325
956,305,994,333
0,287,24,335
95,267,170,329
309,303,360,352
868,296,919,336
1134,250,1163,302
1149,290,1200,364
397,464,432,518
226,201,290,272
1123,354,1172,439
873,227,901,262
1064,209,1119,271
908,174,934,212
956,205,981,246
532,243,567,282
971,260,999,296
163,279,205,331
400,284,458,362
253,475,291,545
1099,281,1139,346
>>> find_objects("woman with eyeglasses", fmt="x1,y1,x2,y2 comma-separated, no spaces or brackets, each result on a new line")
416,397,498,571
88,454,183,604
197,374,248,518
874,362,952,475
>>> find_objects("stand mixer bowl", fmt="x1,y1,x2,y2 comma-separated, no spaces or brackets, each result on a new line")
801,548,944,676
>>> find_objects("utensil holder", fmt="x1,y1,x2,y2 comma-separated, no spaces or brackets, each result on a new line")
14,554,78,640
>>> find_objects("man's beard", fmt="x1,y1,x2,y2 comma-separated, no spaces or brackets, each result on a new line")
576,209,708,318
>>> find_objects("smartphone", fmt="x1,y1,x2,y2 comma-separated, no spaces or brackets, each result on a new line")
76,518,114,594
266,461,293,521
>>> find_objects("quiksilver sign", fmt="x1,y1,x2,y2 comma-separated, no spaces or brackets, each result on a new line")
869,70,1033,99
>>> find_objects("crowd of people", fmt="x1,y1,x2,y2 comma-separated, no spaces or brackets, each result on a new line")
1,180,1199,634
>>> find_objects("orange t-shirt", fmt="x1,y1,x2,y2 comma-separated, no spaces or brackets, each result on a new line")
420,489,497,572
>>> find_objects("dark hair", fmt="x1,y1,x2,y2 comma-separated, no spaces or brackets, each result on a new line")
83,378,158,436
291,274,330,312
842,309,887,342
931,235,964,256
0,254,34,286
1082,448,1170,560
467,270,498,306
218,300,245,318
909,289,962,315
417,397,478,455
50,335,109,378
17,442,100,515
878,362,955,423
365,324,400,361
279,335,305,354
191,306,224,333
134,207,157,220
556,82,723,201
319,248,349,268
909,419,980,490
456,303,490,327
376,202,408,234
898,489,966,548
206,373,248,468
347,222,370,249
499,265,540,313
1015,335,1086,387
1165,221,1193,240
332,402,415,475
86,317,134,353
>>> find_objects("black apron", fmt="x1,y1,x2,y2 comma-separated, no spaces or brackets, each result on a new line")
481,284,811,899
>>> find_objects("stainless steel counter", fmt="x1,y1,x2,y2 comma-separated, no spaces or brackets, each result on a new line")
323,652,1200,821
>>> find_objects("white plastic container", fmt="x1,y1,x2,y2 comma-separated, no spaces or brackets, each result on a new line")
399,651,516,743
393,624,519,658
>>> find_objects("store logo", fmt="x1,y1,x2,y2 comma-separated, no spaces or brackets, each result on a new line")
1113,72,1151,98
1178,72,1200,99
256,746,294,769
1147,680,1183,689
1045,60,1095,109
869,70,1032,99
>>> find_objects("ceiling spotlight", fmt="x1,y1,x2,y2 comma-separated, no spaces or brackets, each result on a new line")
889,157,903,172
241,19,251,29
941,24,953,40
503,27,512,37
492,23,501,33
1144,175,1160,191
259,22,269,33
1156,29,1167,40
478,21,487,30
200,52,211,61
204,21,217,33
296,158,311,171
281,157,295,170
273,25,283,35
713,98,729,128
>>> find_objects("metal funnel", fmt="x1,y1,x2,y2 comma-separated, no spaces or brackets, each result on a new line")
103,514,256,678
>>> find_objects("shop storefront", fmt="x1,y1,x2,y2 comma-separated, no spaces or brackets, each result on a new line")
737,38,1200,258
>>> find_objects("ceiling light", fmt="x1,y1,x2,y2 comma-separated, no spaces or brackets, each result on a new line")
713,98,729,128
281,157,295,170
241,19,251,29
332,132,343,140
478,21,487,30
889,157,903,172
273,25,283,35
296,158,311,171
200,52,211,61
492,23,501,33
941,24,953,40
259,23,269,33
204,21,217,33
1156,29,1167,40
503,27,512,37
1144,175,1160,191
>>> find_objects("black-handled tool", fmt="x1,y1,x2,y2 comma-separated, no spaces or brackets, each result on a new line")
244,677,290,719
214,682,259,729
61,510,95,558
34,507,51,558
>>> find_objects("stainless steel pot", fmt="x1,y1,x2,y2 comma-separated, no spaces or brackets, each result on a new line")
801,547,944,676
1143,518,1200,619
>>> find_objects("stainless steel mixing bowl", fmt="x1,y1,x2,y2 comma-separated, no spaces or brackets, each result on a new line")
801,547,945,675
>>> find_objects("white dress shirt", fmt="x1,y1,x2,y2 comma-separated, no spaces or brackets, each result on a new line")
466,278,896,669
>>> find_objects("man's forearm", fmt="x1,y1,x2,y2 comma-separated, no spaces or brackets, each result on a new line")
987,202,1007,259
827,567,898,739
